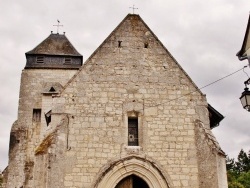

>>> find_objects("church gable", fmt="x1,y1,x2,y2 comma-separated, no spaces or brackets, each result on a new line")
62,14,201,97
54,14,211,155
57,14,209,137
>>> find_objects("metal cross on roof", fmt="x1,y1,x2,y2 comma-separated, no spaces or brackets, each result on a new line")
129,5,138,14
53,20,63,34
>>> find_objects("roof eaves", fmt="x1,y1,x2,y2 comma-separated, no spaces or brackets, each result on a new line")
63,34,82,56
237,14,250,60
208,104,224,129
25,33,52,55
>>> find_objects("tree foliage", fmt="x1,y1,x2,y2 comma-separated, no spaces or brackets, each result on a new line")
227,149,250,188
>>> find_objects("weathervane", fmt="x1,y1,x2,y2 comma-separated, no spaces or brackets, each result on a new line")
53,20,63,34
129,5,138,14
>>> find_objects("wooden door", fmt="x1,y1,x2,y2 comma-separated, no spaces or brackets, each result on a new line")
115,175,149,188
115,176,133,188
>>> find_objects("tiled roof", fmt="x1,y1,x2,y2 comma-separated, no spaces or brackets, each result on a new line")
26,33,82,56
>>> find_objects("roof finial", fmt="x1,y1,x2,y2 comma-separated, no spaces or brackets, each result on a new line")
53,20,63,34
129,5,138,14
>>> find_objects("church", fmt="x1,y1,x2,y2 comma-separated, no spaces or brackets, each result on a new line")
4,14,228,188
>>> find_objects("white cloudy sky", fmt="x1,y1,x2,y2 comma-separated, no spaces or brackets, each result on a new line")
1,0,250,170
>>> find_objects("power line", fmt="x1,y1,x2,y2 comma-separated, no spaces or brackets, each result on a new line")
145,65,247,108
199,66,247,90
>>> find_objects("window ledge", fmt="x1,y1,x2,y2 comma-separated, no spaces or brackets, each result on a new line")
124,146,142,155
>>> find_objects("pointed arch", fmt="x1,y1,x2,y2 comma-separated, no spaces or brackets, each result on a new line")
93,156,173,188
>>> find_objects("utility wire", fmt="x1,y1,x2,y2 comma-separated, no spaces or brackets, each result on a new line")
199,65,248,90
145,65,247,108
243,65,250,78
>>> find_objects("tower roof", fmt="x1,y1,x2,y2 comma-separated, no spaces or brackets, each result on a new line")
26,33,82,56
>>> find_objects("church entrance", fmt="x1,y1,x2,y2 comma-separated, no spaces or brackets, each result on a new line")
115,175,149,188
94,156,171,188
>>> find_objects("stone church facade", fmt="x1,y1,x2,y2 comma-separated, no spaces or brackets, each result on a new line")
4,14,228,188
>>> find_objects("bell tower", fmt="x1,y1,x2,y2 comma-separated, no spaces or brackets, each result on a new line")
25,32,82,69
6,32,82,188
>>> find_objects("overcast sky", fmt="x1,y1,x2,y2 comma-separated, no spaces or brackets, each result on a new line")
1,0,250,170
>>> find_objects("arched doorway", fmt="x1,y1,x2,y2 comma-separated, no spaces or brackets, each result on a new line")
115,175,149,188
93,156,173,188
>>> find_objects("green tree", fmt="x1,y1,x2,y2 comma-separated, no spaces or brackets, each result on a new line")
228,181,244,188
235,149,250,174
226,149,250,188
237,171,250,188
227,156,236,171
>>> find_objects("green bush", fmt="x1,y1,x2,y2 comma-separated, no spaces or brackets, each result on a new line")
228,181,244,188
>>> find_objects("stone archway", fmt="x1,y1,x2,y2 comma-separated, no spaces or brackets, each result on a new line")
93,156,172,188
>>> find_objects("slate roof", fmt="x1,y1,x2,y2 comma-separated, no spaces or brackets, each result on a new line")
208,104,224,129
26,33,82,56
237,14,250,60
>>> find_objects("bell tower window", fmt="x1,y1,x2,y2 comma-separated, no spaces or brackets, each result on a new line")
128,117,139,146
64,57,72,64
36,56,44,63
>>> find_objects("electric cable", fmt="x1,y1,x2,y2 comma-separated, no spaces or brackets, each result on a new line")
144,65,248,108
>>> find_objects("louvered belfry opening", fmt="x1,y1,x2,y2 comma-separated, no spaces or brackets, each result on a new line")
36,56,44,63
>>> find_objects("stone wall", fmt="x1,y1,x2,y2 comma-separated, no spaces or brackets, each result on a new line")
194,120,227,188
5,69,77,188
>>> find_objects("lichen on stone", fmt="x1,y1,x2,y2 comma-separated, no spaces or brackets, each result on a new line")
35,132,56,155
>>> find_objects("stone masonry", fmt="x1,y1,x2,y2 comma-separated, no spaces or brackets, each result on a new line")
4,14,228,188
